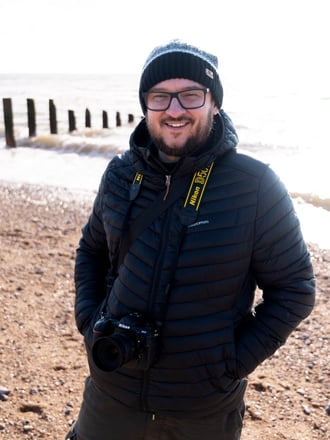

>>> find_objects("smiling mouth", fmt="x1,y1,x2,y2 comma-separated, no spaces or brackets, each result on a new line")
164,120,190,128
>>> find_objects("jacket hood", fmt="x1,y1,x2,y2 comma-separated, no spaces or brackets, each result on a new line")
129,110,238,177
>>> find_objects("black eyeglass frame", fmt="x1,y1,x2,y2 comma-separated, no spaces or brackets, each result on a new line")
142,87,210,111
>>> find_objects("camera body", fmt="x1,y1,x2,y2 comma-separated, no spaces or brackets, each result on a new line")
92,312,159,372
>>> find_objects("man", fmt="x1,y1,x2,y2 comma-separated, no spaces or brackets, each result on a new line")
65,40,315,440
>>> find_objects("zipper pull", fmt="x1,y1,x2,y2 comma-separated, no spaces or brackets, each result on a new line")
163,175,171,200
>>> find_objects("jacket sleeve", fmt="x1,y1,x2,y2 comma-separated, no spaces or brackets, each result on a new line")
74,176,110,335
235,166,315,378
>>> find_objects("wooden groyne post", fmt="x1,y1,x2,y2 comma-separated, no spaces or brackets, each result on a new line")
49,99,57,134
27,98,36,137
116,111,121,127
68,110,76,132
2,98,16,147
102,110,108,129
85,108,91,128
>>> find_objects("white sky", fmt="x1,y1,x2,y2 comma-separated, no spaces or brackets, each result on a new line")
0,0,329,93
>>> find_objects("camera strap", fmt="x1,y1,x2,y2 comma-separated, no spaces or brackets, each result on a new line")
117,174,189,271
99,163,214,322
117,162,214,271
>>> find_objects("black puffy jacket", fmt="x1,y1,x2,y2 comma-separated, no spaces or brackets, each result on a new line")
75,110,315,416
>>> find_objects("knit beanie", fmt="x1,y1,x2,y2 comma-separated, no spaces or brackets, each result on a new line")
139,39,223,114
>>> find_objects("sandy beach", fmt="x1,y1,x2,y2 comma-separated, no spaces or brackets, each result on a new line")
0,181,329,439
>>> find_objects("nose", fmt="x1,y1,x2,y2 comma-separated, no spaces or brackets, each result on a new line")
166,96,185,115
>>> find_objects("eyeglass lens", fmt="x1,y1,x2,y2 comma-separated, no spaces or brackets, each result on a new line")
145,89,208,111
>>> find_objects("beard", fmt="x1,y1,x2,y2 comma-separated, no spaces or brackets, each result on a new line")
147,107,215,158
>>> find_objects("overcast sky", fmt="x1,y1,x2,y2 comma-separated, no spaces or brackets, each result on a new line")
1,0,329,94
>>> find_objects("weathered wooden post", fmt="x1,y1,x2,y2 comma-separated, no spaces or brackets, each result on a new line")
2,98,16,147
27,98,36,137
102,110,108,129
128,113,134,123
116,111,121,127
49,99,57,134
68,110,76,132
85,108,91,128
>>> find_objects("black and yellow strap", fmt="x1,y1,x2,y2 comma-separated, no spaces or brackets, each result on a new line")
131,162,214,211
183,162,214,211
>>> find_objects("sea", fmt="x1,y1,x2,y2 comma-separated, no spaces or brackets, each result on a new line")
1,73,329,249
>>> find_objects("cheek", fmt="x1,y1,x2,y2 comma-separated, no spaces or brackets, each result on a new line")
146,113,160,131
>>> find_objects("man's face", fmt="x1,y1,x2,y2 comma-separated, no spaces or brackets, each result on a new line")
145,79,219,162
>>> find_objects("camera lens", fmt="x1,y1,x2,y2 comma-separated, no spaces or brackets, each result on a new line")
92,333,137,371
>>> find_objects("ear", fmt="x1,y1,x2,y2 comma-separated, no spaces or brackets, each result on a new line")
213,104,219,115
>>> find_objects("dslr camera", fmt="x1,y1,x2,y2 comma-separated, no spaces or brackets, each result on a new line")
92,312,159,372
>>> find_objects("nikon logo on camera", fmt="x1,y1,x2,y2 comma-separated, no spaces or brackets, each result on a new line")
92,312,159,372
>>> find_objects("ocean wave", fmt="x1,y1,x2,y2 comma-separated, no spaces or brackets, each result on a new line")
291,192,330,212
2,130,329,214
11,126,135,158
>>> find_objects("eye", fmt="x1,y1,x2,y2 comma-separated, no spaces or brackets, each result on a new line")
181,90,202,99
149,92,169,102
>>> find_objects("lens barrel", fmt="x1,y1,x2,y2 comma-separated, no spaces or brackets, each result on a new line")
92,333,136,372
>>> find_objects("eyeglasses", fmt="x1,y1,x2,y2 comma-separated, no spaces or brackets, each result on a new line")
143,88,210,111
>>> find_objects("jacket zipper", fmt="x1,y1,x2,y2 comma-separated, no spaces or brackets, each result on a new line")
141,205,172,412
163,175,171,200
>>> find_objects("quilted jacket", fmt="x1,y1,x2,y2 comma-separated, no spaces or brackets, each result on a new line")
74,110,315,416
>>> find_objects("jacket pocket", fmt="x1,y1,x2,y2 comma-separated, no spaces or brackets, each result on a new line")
225,321,240,378
83,300,107,352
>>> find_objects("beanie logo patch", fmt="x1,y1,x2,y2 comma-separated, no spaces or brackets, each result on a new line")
205,68,214,79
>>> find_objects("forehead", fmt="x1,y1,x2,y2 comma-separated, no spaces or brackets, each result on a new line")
150,78,204,91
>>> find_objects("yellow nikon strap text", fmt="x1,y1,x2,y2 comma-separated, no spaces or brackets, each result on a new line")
132,162,214,211
133,172,143,185
129,172,144,200
183,162,214,211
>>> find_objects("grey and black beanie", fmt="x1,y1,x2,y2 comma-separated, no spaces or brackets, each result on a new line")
139,39,223,114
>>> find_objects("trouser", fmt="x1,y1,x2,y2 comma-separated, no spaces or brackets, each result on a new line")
65,378,245,440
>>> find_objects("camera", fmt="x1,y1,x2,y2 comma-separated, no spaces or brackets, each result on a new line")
92,312,159,372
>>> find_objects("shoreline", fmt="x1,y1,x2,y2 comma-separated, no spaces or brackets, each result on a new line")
1,175,330,250
1,144,330,213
